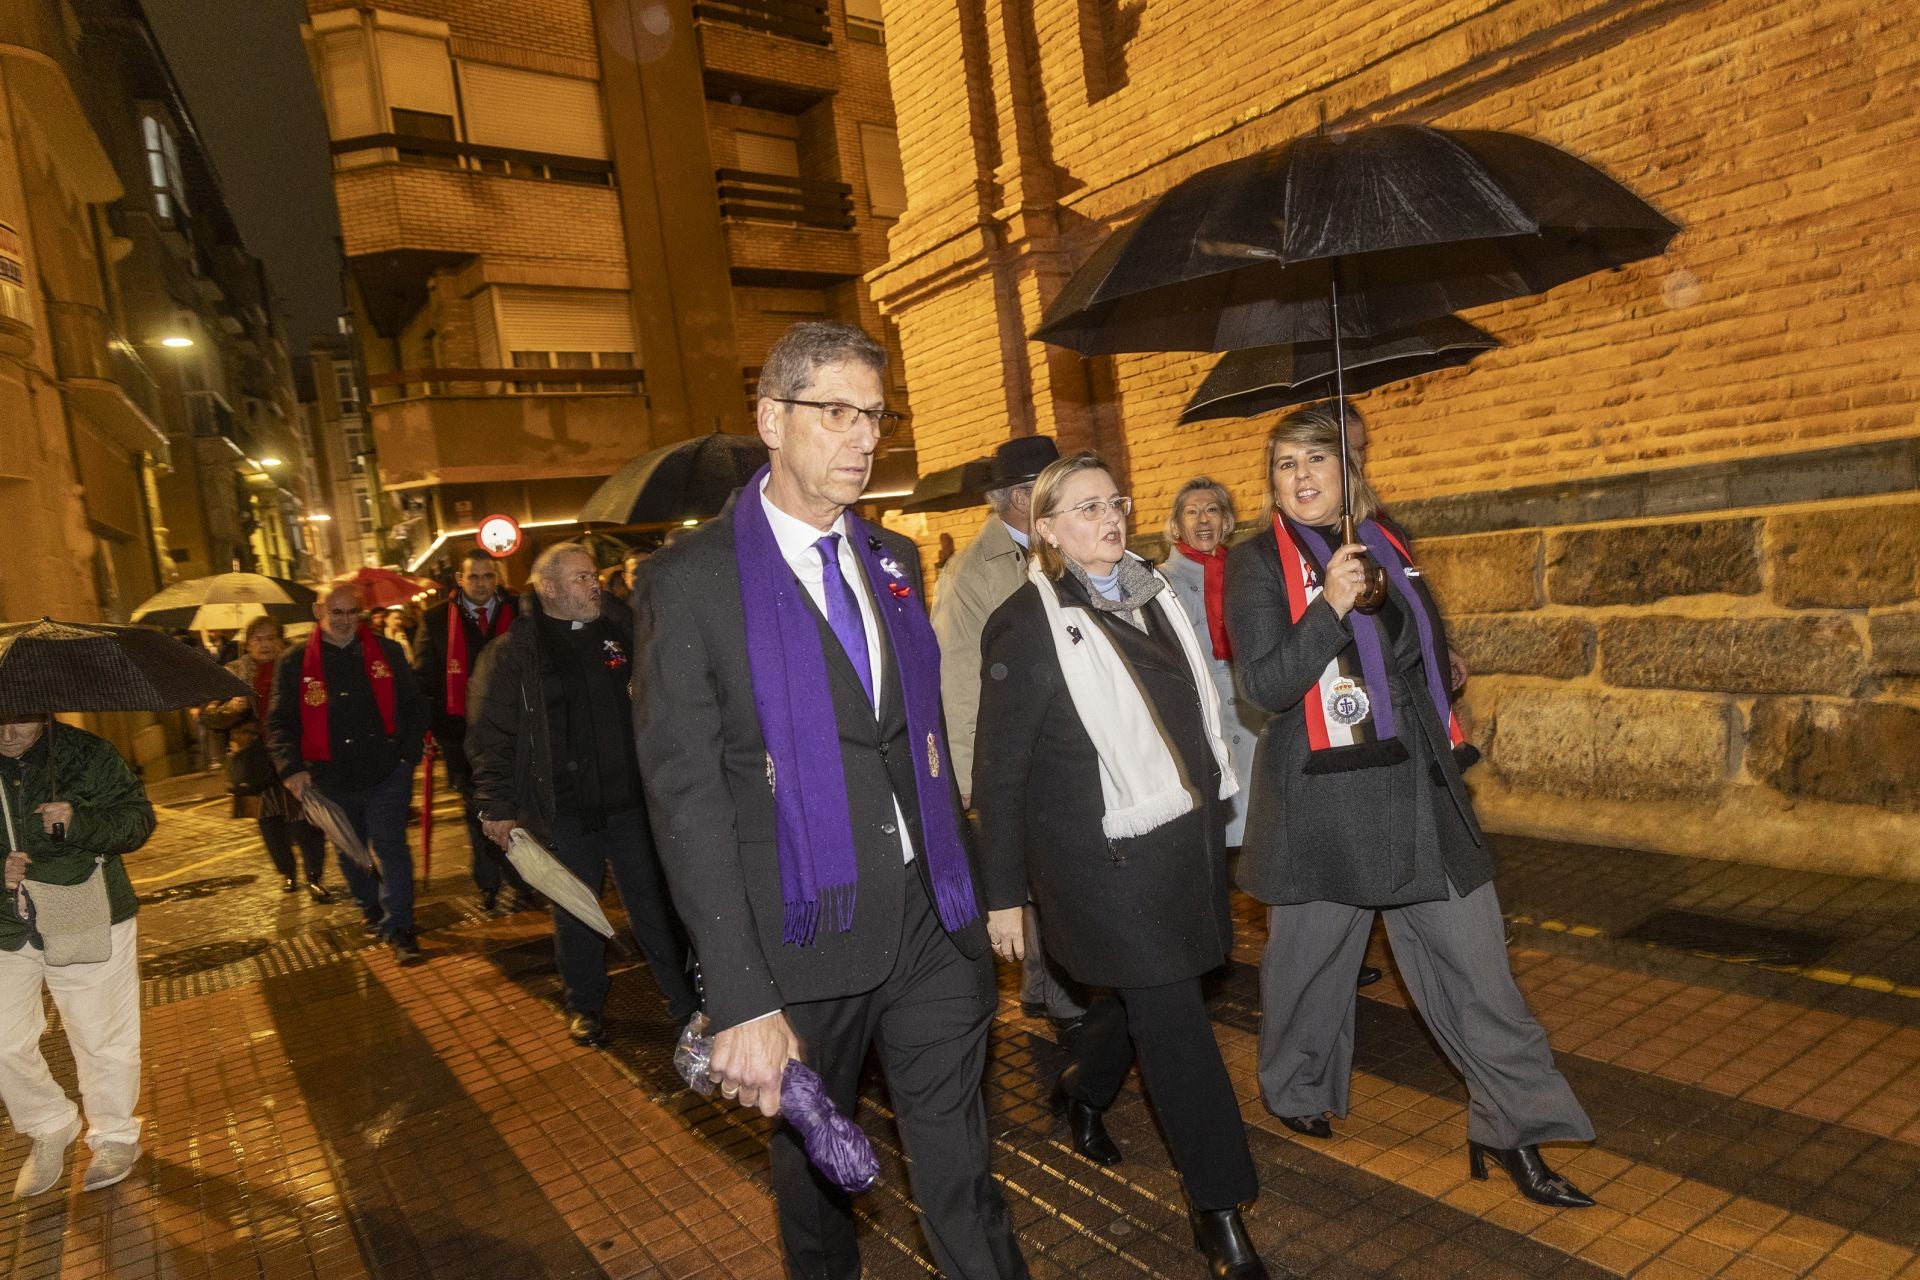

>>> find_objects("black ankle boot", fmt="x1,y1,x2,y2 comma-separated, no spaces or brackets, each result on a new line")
1468,1141,1595,1208
1049,1076,1121,1166
1189,1206,1268,1279
1278,1113,1332,1139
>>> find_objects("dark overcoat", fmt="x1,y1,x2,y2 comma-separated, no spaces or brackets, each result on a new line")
1224,528,1492,908
631,502,991,1033
973,573,1232,989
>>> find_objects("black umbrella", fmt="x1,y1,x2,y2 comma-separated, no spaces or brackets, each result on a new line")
1033,124,1679,355
1180,316,1500,423
897,457,997,514
578,432,770,525
0,618,252,716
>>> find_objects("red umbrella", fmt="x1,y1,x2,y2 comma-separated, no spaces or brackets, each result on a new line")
333,567,438,611
419,735,437,889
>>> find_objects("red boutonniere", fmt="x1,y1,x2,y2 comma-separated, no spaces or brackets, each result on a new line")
888,581,912,599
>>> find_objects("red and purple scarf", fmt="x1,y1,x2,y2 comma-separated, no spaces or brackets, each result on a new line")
1173,542,1232,660
299,626,397,761
1275,515,1464,774
445,597,513,719
734,467,978,947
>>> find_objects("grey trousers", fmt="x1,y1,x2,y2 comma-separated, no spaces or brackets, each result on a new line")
1258,881,1594,1149
1020,904,1086,1020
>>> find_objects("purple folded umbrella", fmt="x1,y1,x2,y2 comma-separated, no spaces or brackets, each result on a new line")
674,1014,879,1194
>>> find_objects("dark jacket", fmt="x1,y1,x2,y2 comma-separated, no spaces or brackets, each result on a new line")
464,591,634,845
265,630,428,793
412,595,514,740
0,726,154,951
974,574,1231,988
632,501,990,1033
1224,528,1491,908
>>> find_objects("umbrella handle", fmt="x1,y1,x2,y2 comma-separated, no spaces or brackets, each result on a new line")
1341,514,1391,614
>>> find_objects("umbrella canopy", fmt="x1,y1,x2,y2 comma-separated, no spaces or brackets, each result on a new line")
578,432,769,526
302,790,374,872
506,828,614,936
0,618,251,716
334,567,437,611
897,457,998,514
1033,124,1679,355
1180,316,1501,422
131,573,318,632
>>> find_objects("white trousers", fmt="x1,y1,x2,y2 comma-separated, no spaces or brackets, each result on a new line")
0,917,142,1150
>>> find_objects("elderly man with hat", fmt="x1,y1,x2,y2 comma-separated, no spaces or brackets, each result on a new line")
931,435,1086,1031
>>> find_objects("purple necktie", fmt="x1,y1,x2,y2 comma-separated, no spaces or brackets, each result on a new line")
815,534,874,704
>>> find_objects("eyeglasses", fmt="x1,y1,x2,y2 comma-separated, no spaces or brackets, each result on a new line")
772,398,906,439
1058,496,1133,522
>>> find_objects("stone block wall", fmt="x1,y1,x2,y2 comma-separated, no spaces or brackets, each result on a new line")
1430,494,1920,878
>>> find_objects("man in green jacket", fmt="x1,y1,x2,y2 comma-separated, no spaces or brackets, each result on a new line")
0,714,154,1199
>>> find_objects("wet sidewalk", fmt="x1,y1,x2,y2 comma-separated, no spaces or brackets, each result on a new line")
2,768,1917,1279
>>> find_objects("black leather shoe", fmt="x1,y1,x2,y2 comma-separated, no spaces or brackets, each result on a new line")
1278,1113,1332,1139
1019,1000,1046,1018
1468,1141,1595,1208
306,882,332,904
1357,965,1382,987
1050,1076,1121,1166
507,888,540,912
391,931,422,964
281,877,299,893
479,889,498,912
568,1012,608,1047
1189,1206,1268,1279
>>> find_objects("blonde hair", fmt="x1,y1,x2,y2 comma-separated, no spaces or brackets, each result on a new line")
1264,405,1380,524
1030,451,1116,580
1163,477,1238,547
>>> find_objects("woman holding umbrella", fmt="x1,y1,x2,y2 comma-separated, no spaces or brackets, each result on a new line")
975,453,1267,1279
1225,406,1595,1208
202,617,330,900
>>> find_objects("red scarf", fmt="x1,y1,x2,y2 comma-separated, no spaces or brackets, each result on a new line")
249,656,275,708
299,626,397,761
445,597,513,718
1174,542,1232,660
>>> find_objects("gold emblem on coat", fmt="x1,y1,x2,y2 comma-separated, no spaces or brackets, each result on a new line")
447,658,462,675
926,732,940,778
302,679,326,707
371,660,391,679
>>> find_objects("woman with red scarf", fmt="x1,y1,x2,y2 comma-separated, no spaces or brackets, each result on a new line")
202,618,330,899
1160,478,1262,847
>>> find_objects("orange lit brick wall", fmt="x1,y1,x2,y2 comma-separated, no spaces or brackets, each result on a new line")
333,166,628,278
306,0,598,62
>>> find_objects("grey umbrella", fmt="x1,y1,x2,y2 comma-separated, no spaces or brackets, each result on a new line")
0,618,251,716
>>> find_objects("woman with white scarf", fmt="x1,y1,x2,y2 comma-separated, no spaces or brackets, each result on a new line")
975,453,1266,1280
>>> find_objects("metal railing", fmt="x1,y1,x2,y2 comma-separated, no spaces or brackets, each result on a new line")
715,169,855,230
46,300,167,425
362,366,647,402
694,0,830,44
329,134,615,185
182,389,239,444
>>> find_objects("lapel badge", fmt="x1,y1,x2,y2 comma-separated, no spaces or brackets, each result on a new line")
1067,625,1083,645
867,535,884,553
889,581,912,599
765,752,776,795
926,732,940,778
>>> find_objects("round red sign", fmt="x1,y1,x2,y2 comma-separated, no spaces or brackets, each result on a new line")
476,514,521,557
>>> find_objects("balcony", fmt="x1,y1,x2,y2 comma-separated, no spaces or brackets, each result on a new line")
717,170,862,282
45,300,168,455
361,368,653,489
693,0,830,45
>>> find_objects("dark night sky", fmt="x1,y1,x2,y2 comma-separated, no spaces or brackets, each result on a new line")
141,0,345,352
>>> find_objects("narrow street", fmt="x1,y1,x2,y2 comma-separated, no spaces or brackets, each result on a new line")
2,766,1916,1279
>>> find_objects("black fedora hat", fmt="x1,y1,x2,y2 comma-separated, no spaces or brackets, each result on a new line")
989,436,1059,487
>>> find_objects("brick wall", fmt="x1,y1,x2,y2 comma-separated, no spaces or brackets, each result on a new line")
333,166,628,277
876,0,1920,874
307,0,598,61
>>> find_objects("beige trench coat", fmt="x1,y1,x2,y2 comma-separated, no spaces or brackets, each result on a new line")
930,513,1028,797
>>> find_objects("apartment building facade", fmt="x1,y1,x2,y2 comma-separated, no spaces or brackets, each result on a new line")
872,0,1919,876
303,0,914,572
297,331,380,579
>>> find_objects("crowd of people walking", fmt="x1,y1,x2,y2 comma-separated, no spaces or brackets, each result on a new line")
0,318,1596,1280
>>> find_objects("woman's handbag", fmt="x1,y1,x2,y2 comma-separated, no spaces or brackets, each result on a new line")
19,859,113,966
224,734,277,796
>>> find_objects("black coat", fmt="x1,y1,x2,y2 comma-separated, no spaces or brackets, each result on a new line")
464,592,633,847
974,574,1232,989
265,631,427,794
1224,528,1491,908
412,596,514,740
631,502,990,1033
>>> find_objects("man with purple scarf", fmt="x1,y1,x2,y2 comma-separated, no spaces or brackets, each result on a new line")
632,322,1026,1280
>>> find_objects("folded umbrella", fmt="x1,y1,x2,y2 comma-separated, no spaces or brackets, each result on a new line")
506,828,614,937
301,789,374,872
0,618,252,716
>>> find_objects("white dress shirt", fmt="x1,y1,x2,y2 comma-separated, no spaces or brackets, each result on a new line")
759,481,915,866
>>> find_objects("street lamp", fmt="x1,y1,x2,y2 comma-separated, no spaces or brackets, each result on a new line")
159,335,194,348
257,456,284,468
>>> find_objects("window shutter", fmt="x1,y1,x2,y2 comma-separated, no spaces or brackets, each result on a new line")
495,288,637,355
376,30,456,118
735,131,800,177
860,124,906,217
459,63,608,160
319,29,379,137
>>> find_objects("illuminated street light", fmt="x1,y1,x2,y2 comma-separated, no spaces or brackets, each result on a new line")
258,456,284,467
159,335,194,348
304,512,333,523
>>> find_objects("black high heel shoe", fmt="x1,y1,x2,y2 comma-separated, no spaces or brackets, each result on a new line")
1050,1076,1121,1166
1467,1141,1595,1208
1278,1113,1332,1139
1189,1207,1269,1279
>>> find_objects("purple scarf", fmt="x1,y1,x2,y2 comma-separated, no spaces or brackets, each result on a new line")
733,469,979,946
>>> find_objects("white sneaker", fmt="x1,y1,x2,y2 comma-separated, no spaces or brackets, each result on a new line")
82,1140,142,1192
12,1115,82,1200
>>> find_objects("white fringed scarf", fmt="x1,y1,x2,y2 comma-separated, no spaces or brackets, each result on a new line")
1029,556,1239,838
